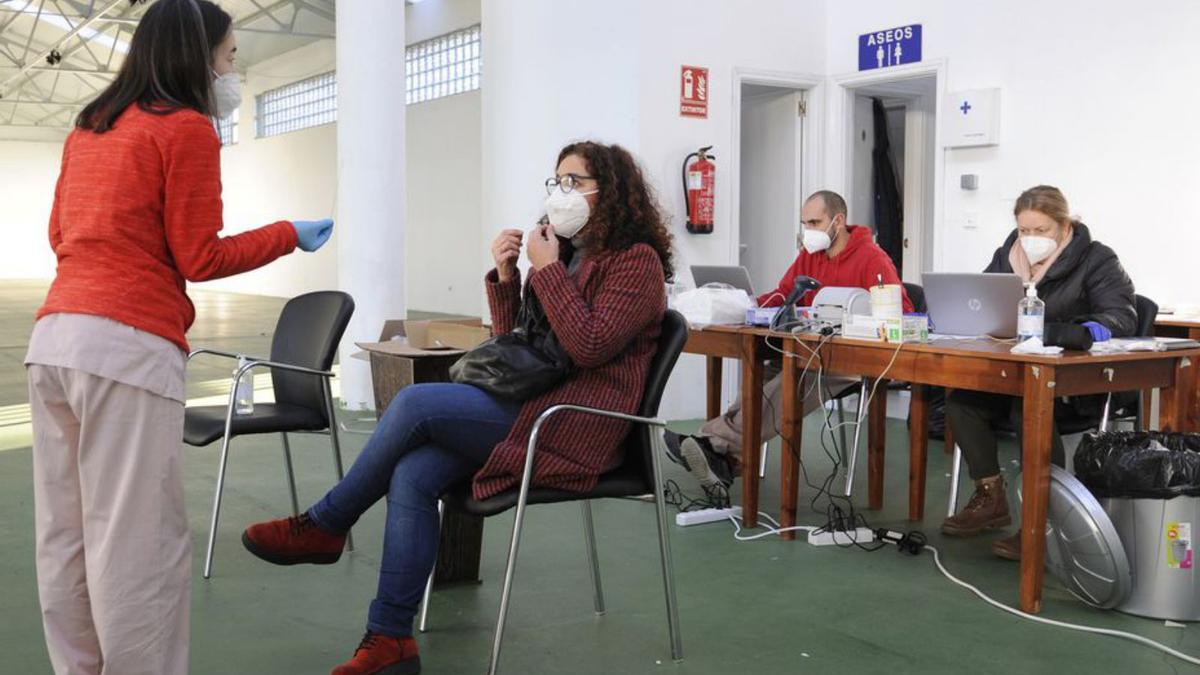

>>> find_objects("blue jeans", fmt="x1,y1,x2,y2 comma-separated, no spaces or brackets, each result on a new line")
309,383,521,637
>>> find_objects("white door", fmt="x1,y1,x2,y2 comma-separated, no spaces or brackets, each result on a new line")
739,87,804,296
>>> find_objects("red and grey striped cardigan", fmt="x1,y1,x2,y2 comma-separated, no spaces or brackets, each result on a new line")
471,243,666,500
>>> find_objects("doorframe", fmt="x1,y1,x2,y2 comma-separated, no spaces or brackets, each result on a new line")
728,67,825,267
829,59,947,274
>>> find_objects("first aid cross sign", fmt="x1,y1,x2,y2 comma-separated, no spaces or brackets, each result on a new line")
858,24,922,71
680,65,708,119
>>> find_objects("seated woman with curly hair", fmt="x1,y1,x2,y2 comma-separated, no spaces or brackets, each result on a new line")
240,141,674,675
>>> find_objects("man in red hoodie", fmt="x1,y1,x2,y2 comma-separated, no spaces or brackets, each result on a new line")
665,190,912,494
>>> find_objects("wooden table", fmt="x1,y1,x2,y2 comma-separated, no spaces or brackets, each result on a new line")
776,334,1200,614
683,325,773,528
1155,317,1200,429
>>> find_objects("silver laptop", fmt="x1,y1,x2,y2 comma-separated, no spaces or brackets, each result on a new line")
690,265,755,295
922,273,1024,338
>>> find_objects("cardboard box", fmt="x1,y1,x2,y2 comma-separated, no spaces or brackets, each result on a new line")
353,317,491,412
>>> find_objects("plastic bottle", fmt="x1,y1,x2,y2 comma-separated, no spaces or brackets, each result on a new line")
1017,283,1045,342
235,356,254,415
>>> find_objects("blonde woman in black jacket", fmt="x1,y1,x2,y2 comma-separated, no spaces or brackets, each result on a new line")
941,185,1136,559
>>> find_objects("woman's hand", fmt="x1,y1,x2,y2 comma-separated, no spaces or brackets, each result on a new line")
527,222,560,271
293,219,334,252
491,228,523,282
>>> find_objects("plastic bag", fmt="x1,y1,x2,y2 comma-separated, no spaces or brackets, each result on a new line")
1074,431,1200,499
672,283,753,327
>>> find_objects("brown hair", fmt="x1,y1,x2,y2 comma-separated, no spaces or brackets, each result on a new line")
807,190,848,220
1013,185,1078,227
556,141,675,281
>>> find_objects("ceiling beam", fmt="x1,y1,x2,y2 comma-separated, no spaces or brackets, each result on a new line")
0,0,123,98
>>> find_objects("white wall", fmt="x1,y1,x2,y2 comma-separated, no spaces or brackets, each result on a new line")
825,0,1200,309
482,0,826,420
0,141,61,279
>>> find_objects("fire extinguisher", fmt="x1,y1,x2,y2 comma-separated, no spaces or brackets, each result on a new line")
682,145,715,234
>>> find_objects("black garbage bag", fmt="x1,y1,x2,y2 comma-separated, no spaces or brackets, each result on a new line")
1074,431,1200,499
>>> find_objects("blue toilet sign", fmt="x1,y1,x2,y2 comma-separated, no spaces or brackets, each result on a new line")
858,24,922,71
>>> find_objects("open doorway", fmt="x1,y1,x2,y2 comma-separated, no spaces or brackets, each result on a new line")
845,75,937,282
738,83,806,295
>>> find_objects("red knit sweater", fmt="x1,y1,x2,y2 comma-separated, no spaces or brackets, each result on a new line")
473,243,666,500
37,105,298,353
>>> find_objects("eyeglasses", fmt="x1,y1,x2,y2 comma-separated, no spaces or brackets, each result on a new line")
545,173,595,195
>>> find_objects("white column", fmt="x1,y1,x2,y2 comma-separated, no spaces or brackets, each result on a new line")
336,0,406,410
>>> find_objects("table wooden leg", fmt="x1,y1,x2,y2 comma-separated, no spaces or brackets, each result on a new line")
943,388,956,454
740,335,764,529
706,356,723,421
780,340,802,539
1020,364,1057,614
867,378,890,510
908,384,929,522
1160,356,1197,433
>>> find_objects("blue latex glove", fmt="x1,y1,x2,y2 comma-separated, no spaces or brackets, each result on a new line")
293,218,334,252
1081,321,1112,342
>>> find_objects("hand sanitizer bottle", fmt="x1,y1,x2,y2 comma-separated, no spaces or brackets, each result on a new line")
235,356,254,415
1017,283,1045,342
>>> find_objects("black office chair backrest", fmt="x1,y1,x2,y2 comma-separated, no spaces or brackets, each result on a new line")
269,291,355,421
1134,294,1158,337
617,310,689,486
902,282,927,314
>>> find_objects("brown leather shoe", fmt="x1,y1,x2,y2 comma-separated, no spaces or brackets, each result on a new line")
332,632,420,675
242,512,346,566
991,532,1021,561
941,475,1011,537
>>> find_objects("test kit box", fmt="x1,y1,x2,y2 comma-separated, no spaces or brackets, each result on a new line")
884,315,929,343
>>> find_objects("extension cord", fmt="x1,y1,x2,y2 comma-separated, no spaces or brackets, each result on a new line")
807,527,876,546
675,506,743,527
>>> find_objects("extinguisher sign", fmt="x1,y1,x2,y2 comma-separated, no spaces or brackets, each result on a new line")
680,65,709,119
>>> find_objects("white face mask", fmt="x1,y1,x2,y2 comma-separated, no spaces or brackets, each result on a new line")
1020,235,1058,265
211,70,242,120
544,188,597,239
802,220,838,255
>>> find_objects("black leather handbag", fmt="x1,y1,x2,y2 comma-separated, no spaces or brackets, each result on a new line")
450,283,573,401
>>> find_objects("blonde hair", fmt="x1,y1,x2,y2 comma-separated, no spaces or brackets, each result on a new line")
1013,185,1079,227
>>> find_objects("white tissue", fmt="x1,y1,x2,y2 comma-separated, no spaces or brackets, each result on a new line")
1011,337,1063,355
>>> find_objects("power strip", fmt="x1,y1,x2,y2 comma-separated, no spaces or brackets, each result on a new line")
675,506,743,527
807,527,876,546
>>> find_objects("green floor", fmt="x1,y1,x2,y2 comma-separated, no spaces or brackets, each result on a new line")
1,283,1197,674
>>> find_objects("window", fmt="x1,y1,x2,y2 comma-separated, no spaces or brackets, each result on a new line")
256,71,337,138
217,109,238,146
406,25,480,105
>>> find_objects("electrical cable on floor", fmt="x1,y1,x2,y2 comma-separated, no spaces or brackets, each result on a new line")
879,535,1200,667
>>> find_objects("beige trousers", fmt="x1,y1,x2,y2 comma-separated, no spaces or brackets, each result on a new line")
700,360,858,469
28,365,190,675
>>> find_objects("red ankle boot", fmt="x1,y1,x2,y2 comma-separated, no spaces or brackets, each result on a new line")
241,512,346,565
332,632,420,675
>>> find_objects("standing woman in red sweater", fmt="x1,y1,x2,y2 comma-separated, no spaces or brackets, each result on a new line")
24,1,333,673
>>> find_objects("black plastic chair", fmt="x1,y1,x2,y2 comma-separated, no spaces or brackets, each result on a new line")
417,310,689,675
946,294,1158,515
184,291,355,579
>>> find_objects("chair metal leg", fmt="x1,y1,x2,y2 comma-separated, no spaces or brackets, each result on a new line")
1099,392,1113,433
203,387,240,579
281,433,300,517
650,432,684,662
758,442,769,479
836,398,849,465
323,379,353,552
417,500,445,633
581,502,606,615
947,444,963,517
842,378,870,497
487,452,540,674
